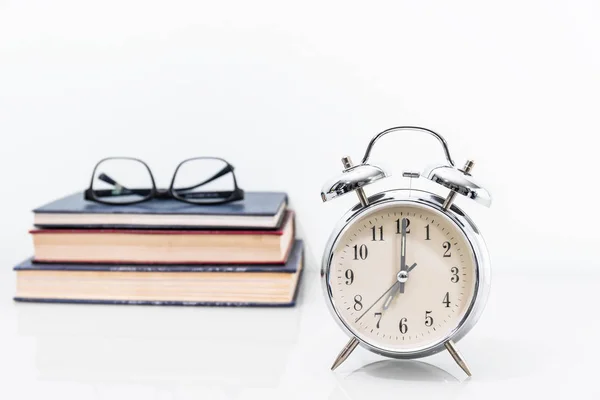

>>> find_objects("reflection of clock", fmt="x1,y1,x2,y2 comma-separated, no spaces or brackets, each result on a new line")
320,126,492,376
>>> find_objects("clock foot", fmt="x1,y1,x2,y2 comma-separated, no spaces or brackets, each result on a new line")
444,340,472,377
331,337,359,371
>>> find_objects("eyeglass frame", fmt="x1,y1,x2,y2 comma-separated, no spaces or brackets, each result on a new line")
84,156,245,205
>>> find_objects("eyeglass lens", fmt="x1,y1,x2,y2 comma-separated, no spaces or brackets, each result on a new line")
91,159,153,204
172,158,236,204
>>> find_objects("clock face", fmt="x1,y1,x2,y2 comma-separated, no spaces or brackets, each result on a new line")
327,202,478,354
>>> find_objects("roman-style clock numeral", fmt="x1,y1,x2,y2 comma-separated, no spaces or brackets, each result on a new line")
425,224,431,240
442,241,452,257
443,292,451,308
353,244,368,260
345,269,354,285
371,225,384,241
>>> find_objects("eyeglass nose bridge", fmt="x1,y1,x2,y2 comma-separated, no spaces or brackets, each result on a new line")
154,189,172,198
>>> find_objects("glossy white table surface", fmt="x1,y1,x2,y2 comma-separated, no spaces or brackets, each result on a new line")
0,266,598,399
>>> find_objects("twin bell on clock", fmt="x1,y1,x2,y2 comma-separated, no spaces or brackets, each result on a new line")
320,126,492,377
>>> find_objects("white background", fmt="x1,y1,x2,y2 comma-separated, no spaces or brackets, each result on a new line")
1,1,599,399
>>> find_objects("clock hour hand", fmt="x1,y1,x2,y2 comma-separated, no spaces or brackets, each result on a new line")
355,281,399,323
382,262,417,311
382,286,399,311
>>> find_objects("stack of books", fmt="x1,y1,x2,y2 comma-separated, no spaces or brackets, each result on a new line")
14,192,303,306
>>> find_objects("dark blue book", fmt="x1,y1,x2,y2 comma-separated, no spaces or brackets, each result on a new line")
33,191,287,230
14,241,304,307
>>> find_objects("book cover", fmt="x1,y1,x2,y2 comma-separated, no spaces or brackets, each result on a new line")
17,240,303,273
30,211,295,264
15,241,304,307
33,191,288,229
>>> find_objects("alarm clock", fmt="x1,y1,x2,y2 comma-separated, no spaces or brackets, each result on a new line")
320,126,491,376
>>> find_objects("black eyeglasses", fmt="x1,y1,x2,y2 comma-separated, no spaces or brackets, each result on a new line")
84,157,244,205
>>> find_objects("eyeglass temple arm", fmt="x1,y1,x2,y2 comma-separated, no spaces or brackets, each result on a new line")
175,164,234,192
98,173,121,187
93,173,150,197
177,190,241,199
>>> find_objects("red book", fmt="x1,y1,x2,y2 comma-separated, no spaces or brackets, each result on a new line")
31,211,295,265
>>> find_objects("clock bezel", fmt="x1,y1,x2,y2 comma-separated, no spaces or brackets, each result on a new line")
321,188,491,359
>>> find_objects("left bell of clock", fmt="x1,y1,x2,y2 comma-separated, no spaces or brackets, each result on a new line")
321,156,390,207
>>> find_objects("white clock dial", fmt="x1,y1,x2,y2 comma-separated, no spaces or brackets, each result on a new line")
328,203,477,353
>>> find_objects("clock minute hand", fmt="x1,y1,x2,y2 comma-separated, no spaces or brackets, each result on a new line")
399,218,408,294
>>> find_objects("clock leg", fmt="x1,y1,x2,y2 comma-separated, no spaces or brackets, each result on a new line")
444,340,472,377
331,337,359,371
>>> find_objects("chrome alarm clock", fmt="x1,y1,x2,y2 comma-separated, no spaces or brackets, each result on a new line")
320,126,491,376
